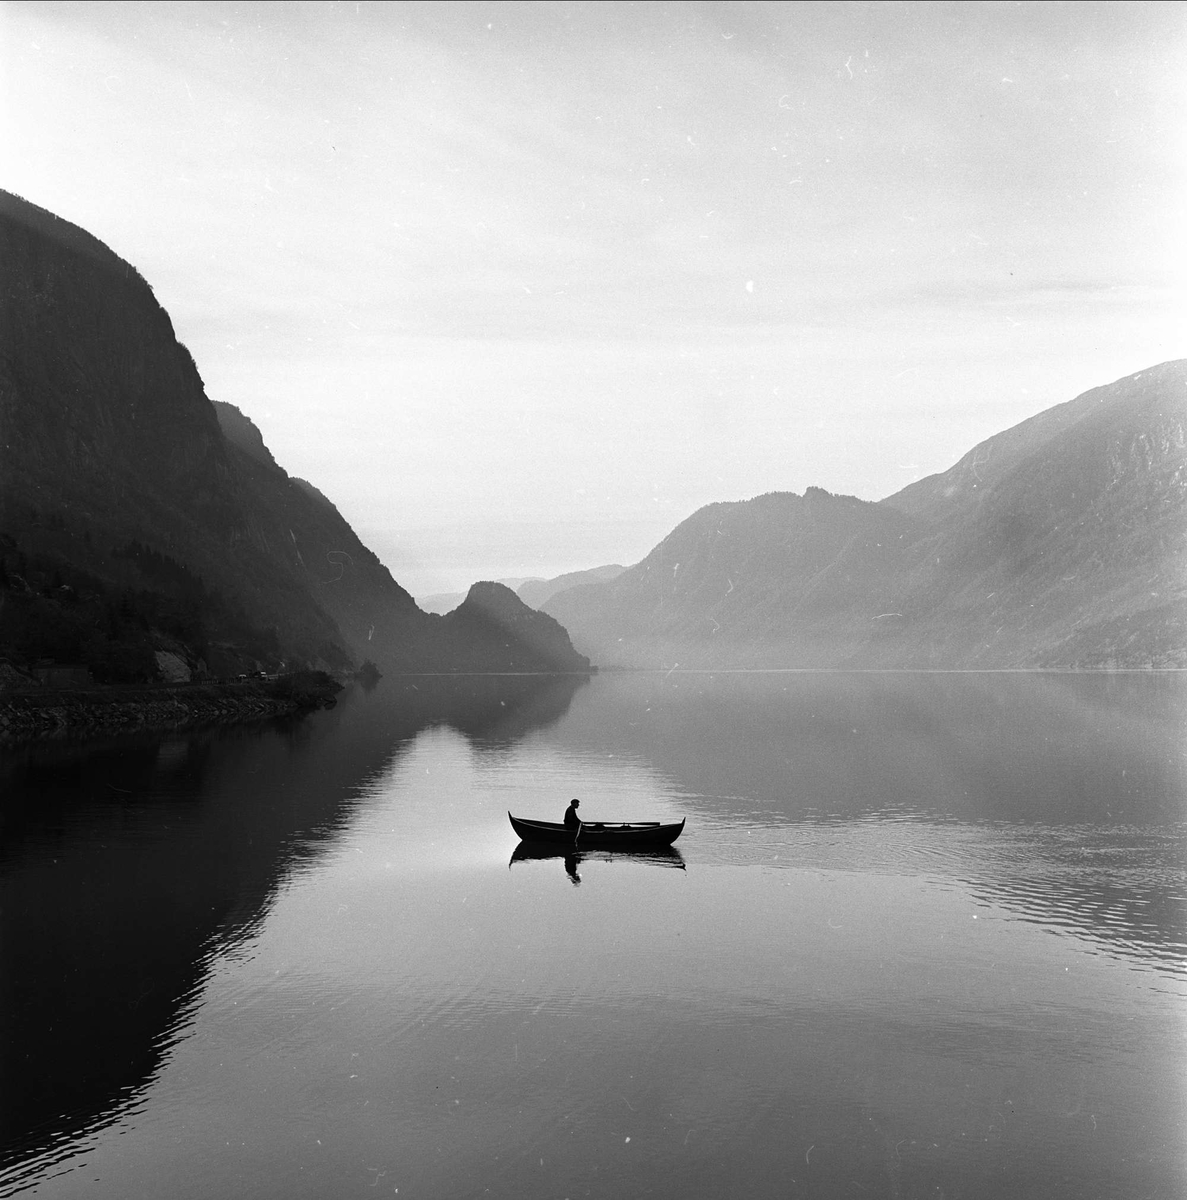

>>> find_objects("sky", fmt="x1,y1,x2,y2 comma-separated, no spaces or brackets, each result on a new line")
3,1,1185,595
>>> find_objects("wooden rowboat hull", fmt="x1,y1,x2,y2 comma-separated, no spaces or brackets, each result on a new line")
508,812,685,847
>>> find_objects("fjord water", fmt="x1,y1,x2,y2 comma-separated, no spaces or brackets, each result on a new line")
1,672,1184,1199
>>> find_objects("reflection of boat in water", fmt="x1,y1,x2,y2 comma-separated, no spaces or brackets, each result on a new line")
509,841,686,872
508,812,685,847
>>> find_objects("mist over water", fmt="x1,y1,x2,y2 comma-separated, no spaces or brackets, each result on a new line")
2,671,1184,1199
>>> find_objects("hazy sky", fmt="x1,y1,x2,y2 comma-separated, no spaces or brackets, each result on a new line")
3,1,1185,594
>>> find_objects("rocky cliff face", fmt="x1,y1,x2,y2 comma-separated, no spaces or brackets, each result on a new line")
546,363,1186,669
0,192,590,678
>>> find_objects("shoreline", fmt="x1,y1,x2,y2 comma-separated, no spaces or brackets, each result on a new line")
0,676,342,744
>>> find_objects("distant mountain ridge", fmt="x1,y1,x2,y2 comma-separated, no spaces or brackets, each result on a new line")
418,565,626,615
0,191,590,679
516,564,626,610
545,363,1186,669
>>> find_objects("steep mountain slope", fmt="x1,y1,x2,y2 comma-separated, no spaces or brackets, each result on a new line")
211,401,432,670
0,192,346,674
546,364,1186,668
872,361,1187,666
883,362,1185,530
0,191,589,678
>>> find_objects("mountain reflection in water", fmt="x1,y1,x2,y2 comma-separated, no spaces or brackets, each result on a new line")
551,670,1187,979
0,673,588,1186
1,670,1183,1200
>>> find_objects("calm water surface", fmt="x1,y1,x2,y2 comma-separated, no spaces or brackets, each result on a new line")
1,671,1184,1198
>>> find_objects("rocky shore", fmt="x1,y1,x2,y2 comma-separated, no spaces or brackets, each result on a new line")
0,674,342,743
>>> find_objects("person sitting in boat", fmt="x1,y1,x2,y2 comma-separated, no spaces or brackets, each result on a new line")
563,798,581,828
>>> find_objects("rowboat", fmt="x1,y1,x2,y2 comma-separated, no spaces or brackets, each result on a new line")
508,812,685,847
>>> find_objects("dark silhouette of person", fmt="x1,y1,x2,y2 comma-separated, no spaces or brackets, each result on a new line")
563,798,581,829
564,852,582,885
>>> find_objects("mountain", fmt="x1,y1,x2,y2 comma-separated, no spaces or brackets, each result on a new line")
516,564,626,610
438,582,591,672
544,488,922,667
0,191,589,679
873,360,1187,667
418,577,544,616
0,667,588,1169
208,399,434,671
545,363,1186,669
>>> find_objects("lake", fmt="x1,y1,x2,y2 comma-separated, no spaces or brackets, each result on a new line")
1,670,1184,1198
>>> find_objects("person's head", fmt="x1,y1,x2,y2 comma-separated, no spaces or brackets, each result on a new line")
571,798,580,808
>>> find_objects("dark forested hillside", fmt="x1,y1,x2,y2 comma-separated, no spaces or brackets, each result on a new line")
0,191,590,680
546,364,1186,669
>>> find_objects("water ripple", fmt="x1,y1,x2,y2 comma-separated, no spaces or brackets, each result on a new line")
688,816,1187,980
